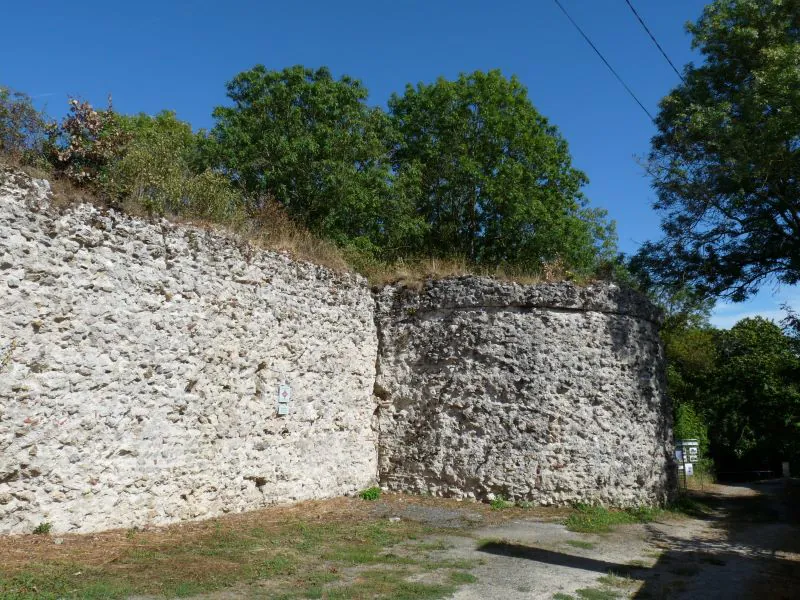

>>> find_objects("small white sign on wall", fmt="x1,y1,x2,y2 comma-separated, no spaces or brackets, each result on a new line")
277,383,291,416
278,383,292,403
684,463,694,477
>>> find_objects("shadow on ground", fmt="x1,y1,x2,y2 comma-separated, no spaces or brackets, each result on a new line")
478,479,800,599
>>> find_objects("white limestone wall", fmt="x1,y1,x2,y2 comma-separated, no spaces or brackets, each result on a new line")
0,168,378,534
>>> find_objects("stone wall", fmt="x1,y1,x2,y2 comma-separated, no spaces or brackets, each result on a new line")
0,169,378,534
375,279,674,506
0,167,674,535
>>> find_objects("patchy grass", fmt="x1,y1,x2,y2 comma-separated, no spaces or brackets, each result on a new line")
565,539,595,550
563,492,717,534
626,559,651,568
449,571,478,584
563,502,694,534
575,587,622,600
359,486,382,501
0,496,484,599
489,496,515,510
414,539,453,552
565,505,652,533
597,572,638,588
553,594,576,600
324,569,457,600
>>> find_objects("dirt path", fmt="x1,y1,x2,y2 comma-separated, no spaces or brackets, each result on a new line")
416,479,800,599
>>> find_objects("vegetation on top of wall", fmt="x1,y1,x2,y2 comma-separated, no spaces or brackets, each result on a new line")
0,67,623,286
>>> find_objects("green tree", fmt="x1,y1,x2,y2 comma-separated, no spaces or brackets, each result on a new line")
0,86,49,164
388,70,616,272
637,0,800,301
204,65,396,247
711,317,800,470
662,318,717,457
110,111,241,220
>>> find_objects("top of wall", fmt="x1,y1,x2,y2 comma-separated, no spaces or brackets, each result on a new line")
378,277,664,324
0,166,367,292
1,167,658,322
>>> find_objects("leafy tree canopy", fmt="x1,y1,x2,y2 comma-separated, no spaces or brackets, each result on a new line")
637,0,800,301
112,111,240,220
204,65,396,247
389,70,616,272
0,86,49,163
712,317,800,467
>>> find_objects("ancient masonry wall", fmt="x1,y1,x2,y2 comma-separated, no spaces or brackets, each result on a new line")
0,170,378,534
375,280,674,506
1,168,673,534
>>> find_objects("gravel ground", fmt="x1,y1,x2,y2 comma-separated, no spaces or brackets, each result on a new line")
425,479,800,599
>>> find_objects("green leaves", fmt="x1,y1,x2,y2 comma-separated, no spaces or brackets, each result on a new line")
388,70,615,273
204,66,615,275
666,314,800,472
205,65,394,244
640,0,800,301
6,65,617,280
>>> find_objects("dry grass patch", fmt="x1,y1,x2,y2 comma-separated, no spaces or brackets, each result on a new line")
0,494,510,599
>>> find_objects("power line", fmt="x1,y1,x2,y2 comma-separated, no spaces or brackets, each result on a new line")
552,0,655,122
624,0,686,83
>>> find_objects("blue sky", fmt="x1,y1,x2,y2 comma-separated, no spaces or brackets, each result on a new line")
2,0,793,327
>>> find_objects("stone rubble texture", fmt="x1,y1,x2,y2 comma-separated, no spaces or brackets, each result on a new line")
0,167,674,534
0,168,378,534
375,279,674,506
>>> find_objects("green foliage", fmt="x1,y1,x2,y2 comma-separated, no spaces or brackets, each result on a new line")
674,402,711,453
32,522,51,535
489,495,514,510
205,65,396,245
662,309,800,473
0,86,50,165
359,486,382,501
564,504,666,533
711,317,800,468
111,110,242,220
575,587,621,600
388,70,616,272
638,0,800,301
449,571,477,584
8,68,620,282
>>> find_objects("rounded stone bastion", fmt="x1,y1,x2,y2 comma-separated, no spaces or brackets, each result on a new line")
374,277,675,507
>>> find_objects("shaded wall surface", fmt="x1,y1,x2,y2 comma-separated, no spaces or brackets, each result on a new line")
0,170,377,534
375,279,674,506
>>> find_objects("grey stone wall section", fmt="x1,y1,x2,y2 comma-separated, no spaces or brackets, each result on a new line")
375,278,674,506
0,170,378,534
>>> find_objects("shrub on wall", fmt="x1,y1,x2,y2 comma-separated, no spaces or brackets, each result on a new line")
110,111,242,220
45,97,130,188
